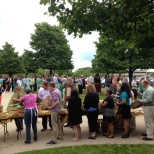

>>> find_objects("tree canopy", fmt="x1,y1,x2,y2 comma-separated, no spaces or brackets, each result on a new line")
30,22,74,75
21,49,38,76
0,42,25,76
40,0,154,84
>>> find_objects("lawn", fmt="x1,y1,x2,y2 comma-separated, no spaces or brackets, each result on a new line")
18,144,154,154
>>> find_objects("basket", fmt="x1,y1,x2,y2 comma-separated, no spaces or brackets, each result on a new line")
37,104,42,111
0,105,3,113
9,104,18,116
17,106,24,117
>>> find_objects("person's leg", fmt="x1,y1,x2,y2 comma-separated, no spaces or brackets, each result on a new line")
77,125,81,138
108,123,114,137
24,109,31,142
71,125,79,140
32,109,38,141
51,112,58,142
143,106,154,139
124,119,130,134
48,116,52,129
14,118,23,131
57,114,63,139
0,95,2,105
42,117,47,130
87,111,98,137
30,85,32,90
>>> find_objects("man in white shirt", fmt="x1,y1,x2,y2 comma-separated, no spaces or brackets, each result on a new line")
131,76,138,99
38,81,52,131
89,74,94,84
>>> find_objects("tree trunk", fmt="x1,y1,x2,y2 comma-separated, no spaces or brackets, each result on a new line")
49,67,52,76
128,68,136,88
25,73,28,77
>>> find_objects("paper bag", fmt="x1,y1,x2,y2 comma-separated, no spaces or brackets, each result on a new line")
41,96,51,109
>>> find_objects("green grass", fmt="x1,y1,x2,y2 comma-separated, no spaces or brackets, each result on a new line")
18,144,154,154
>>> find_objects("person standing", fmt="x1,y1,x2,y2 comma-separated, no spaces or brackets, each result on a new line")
67,89,82,141
77,76,83,94
53,74,58,88
5,77,10,92
46,82,63,145
100,89,115,138
82,75,86,93
131,76,138,99
30,76,35,92
16,87,39,144
38,81,52,131
94,73,101,93
116,82,131,138
137,80,154,141
37,75,43,91
0,83,4,105
84,84,99,139
89,73,94,84
105,74,110,90
12,86,24,132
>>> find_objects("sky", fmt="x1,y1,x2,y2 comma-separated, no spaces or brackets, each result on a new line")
0,0,99,71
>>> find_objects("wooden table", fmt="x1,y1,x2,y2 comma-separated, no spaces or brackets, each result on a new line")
0,110,68,142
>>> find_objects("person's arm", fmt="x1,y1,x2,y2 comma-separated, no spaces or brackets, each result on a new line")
116,92,126,105
49,92,60,109
138,90,154,104
100,101,108,107
83,94,88,109
12,96,24,104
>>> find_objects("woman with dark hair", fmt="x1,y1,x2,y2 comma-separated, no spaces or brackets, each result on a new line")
94,73,101,93
116,82,131,138
5,77,10,92
67,89,82,141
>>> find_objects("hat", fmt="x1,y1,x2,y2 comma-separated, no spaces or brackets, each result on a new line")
25,87,31,94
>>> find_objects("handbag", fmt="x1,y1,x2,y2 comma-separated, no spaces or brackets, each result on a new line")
131,101,143,109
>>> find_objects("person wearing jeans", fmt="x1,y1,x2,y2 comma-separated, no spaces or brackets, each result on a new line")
16,87,39,144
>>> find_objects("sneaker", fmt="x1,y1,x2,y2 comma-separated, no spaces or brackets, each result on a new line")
41,128,47,132
142,137,153,141
46,140,57,145
34,137,38,142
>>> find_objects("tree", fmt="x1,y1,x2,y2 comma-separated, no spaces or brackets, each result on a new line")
0,42,25,76
21,50,38,76
40,0,154,83
92,35,154,85
73,67,93,77
30,22,74,75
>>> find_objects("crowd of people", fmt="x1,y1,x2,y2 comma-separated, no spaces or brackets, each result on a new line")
1,73,154,144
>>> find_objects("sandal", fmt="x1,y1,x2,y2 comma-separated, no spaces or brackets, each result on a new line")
121,133,129,138
88,136,96,139
70,138,78,141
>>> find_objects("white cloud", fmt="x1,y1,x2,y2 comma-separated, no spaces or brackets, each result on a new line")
0,0,99,72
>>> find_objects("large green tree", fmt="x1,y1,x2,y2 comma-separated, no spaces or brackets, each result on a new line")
0,42,25,76
21,49,38,76
30,22,74,75
40,0,154,83
92,35,154,84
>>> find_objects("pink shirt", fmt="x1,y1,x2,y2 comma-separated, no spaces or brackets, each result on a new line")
22,94,38,109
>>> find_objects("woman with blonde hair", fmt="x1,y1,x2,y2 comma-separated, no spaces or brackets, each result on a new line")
84,84,99,139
